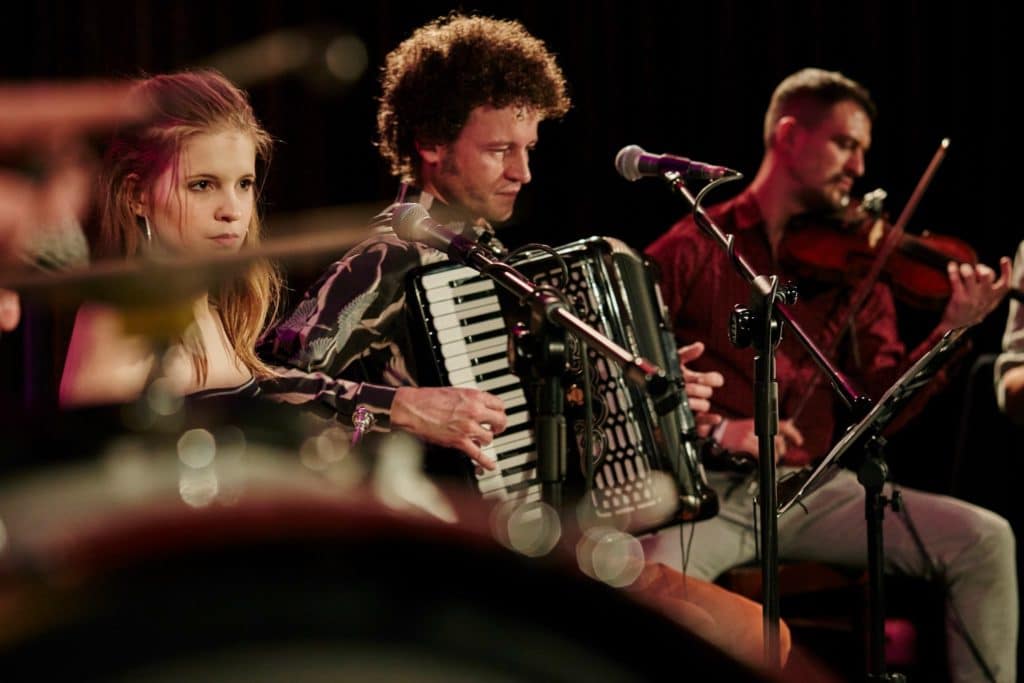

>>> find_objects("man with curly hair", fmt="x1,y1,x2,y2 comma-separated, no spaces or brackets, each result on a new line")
262,15,805,673
262,14,570,466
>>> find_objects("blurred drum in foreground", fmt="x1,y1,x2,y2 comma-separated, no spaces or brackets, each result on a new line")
0,400,779,682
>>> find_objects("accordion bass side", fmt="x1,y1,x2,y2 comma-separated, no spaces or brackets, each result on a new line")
405,236,718,532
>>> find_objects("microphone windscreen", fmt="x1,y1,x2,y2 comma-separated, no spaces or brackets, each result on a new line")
614,144,645,182
391,202,430,243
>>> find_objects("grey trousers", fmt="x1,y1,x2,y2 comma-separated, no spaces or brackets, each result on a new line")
641,468,1018,683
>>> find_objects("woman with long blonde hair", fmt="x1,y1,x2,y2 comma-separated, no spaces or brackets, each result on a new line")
59,69,508,469
61,69,280,402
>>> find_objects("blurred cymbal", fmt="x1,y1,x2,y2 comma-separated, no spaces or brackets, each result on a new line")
0,219,373,309
0,80,148,150
2,80,152,268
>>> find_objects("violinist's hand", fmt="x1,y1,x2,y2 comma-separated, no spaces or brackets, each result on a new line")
939,257,1012,330
391,386,508,471
677,341,724,437
0,289,19,332
716,417,804,463
1002,365,1024,425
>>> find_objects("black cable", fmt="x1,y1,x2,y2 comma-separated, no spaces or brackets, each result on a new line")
893,486,998,683
505,242,570,285
674,521,697,598
685,522,697,574
693,174,742,210
580,310,595,509
752,495,760,565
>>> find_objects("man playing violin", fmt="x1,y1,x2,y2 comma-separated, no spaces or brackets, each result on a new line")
644,67,1015,683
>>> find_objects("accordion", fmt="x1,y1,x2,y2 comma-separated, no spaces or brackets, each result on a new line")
405,236,718,532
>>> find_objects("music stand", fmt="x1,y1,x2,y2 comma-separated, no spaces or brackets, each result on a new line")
776,325,969,681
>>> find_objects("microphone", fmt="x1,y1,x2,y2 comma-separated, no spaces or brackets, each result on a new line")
392,203,472,260
615,144,739,182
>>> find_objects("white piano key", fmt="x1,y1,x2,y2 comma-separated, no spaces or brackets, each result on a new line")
441,336,507,371
450,372,519,392
494,451,536,471
430,296,501,330
478,467,537,493
504,409,531,429
447,356,510,385
522,489,543,504
491,429,533,452
421,266,479,291
437,316,505,344
424,277,494,304
426,291,498,318
477,374,521,393
495,389,526,409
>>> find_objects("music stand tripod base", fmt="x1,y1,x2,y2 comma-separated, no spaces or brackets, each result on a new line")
776,326,968,681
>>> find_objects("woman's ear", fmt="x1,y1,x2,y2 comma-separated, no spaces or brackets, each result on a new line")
126,173,146,217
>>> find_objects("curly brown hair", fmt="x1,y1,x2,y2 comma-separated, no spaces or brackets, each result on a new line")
377,13,571,182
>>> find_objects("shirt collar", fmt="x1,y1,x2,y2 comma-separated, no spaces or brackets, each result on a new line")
731,188,765,232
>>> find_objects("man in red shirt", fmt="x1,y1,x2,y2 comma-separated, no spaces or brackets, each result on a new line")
644,68,1014,683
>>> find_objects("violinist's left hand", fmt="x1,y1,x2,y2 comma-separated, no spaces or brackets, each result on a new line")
939,257,1013,330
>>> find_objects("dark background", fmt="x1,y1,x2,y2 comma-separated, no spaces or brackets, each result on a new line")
5,2,1018,478
3,0,1022,676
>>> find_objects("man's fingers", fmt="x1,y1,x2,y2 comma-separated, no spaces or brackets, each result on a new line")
677,341,705,365
998,256,1013,288
479,390,506,411
948,262,967,300
469,420,496,447
479,409,508,434
685,382,714,399
683,367,725,388
687,397,711,413
780,420,805,446
694,413,723,426
459,438,497,470
476,392,508,433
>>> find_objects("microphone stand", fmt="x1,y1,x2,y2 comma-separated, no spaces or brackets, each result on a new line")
508,300,568,511
445,237,681,514
664,173,871,670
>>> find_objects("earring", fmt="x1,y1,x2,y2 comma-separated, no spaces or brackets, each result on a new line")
139,215,152,243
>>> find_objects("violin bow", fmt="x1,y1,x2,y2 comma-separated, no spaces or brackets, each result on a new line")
787,138,951,425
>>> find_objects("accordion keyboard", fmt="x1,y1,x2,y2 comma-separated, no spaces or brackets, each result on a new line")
417,257,668,519
420,265,542,504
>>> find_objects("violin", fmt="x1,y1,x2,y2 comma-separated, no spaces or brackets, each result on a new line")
780,191,979,310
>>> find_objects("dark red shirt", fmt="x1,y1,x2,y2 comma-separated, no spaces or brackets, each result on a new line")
645,189,950,465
